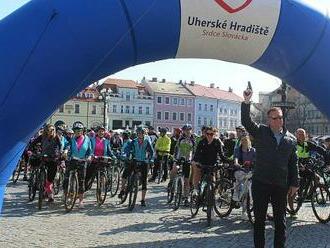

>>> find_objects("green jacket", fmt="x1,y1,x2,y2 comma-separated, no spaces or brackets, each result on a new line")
155,135,171,155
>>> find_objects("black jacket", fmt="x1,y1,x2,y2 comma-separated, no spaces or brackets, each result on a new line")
241,103,299,188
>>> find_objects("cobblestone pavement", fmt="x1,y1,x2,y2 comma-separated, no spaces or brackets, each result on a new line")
1,180,330,248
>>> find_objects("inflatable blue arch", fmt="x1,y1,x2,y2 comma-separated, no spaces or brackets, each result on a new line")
0,0,330,210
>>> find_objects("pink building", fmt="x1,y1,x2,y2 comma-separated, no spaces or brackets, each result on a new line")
143,79,195,132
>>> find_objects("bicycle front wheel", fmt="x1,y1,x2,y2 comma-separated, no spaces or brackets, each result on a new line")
12,161,22,184
65,172,78,212
206,183,214,226
173,178,183,210
28,170,37,201
311,184,330,223
128,175,139,211
110,167,120,197
214,179,233,218
96,170,108,206
38,170,46,210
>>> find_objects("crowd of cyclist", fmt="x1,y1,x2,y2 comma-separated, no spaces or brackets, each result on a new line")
15,119,330,217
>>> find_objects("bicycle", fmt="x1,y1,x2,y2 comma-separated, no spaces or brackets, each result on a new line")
167,157,189,210
64,157,86,212
287,157,330,223
53,159,65,195
27,153,41,202
214,169,254,223
120,159,143,211
93,156,111,206
37,155,49,210
12,158,25,183
190,164,218,226
107,157,120,197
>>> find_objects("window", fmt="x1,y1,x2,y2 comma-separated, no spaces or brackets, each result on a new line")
210,105,214,112
121,106,124,113
180,98,185,105
132,106,135,114
146,107,150,115
187,99,192,106
180,113,185,121
92,105,96,115
234,109,238,115
198,117,201,126
74,104,80,114
125,120,130,127
173,98,178,105
125,106,130,113
172,112,177,121
224,108,228,115
157,112,162,120
204,104,207,111
210,118,213,126
157,96,162,104
224,119,227,127
145,121,151,126
230,120,234,128
138,106,143,114
220,108,223,114
59,105,64,113
187,113,192,122
230,109,234,116
204,117,207,126
126,93,130,101
165,112,169,120
113,105,117,113
198,104,202,111
165,97,170,104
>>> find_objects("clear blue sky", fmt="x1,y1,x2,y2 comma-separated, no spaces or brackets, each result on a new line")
0,0,281,101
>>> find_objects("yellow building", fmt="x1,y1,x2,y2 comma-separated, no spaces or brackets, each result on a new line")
48,87,104,129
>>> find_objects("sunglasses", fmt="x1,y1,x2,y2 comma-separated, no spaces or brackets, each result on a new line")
48,129,55,131
206,132,215,136
270,116,283,120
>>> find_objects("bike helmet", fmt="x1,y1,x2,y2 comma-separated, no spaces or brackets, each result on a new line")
159,127,168,133
182,124,192,131
72,121,84,130
136,127,146,134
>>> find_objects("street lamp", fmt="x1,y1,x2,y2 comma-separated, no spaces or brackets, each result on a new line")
98,88,112,130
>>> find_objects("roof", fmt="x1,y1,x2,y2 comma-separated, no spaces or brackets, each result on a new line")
184,83,243,102
144,81,192,96
102,78,138,89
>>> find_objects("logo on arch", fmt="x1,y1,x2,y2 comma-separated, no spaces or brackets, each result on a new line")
214,0,252,13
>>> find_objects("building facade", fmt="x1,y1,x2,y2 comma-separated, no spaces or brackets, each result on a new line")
257,86,330,135
100,78,154,130
143,78,195,132
184,82,242,135
48,86,104,129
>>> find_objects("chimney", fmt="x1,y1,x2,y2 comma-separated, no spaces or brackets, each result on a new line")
179,79,183,84
228,87,233,92
151,77,157,82
210,83,215,88
190,81,195,86
161,78,166,83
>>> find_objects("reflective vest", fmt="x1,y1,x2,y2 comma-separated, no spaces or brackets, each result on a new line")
296,142,310,159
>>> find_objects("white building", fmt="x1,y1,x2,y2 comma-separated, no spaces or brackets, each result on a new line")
99,78,154,130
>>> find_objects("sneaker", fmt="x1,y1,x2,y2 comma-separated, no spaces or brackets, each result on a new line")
148,177,155,183
192,189,199,197
118,190,124,199
78,201,84,209
23,175,28,181
141,200,146,207
183,198,189,207
241,212,249,221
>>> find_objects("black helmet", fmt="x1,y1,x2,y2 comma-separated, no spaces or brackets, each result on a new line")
72,121,84,130
159,127,168,133
182,124,192,131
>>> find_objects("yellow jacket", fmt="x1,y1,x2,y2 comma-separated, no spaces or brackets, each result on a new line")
155,135,171,155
